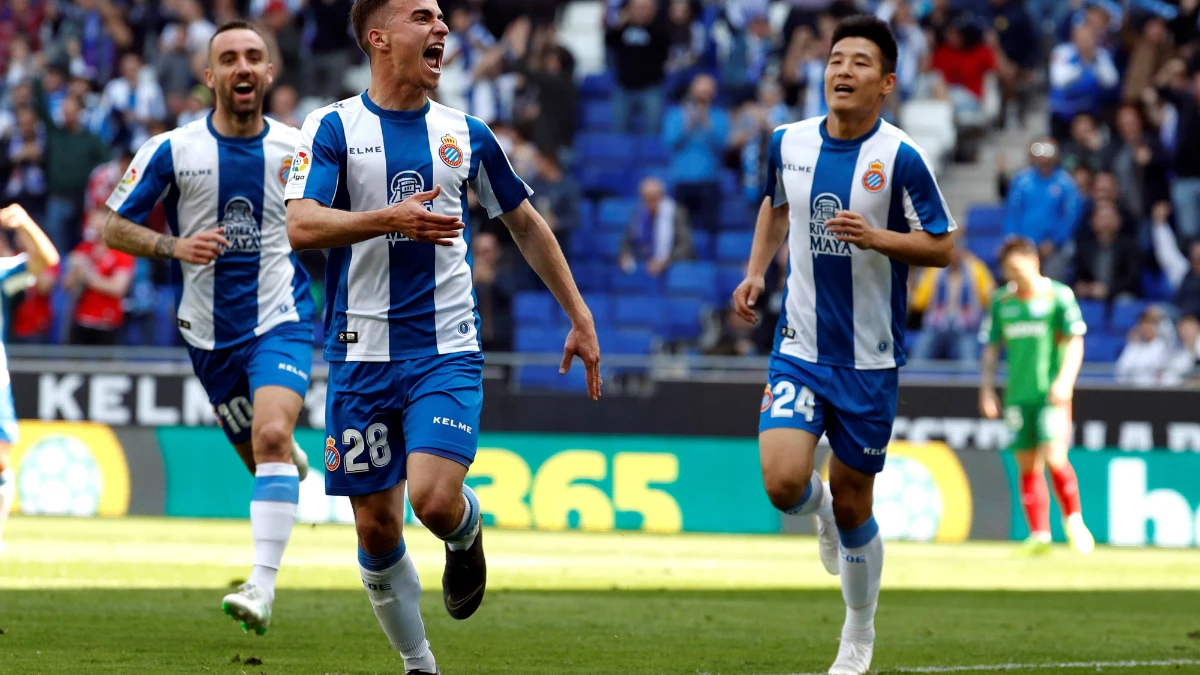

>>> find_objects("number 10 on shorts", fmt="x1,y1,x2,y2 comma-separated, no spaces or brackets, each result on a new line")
764,382,816,422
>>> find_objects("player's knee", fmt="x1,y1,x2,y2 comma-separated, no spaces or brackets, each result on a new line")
408,483,462,535
355,506,403,554
762,471,807,512
829,480,872,530
251,420,292,463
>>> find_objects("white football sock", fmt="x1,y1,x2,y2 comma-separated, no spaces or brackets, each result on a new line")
838,515,884,643
0,468,13,539
248,463,299,600
360,544,436,673
782,472,833,519
444,484,480,552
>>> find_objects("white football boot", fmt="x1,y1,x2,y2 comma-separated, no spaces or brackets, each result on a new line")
828,636,875,675
291,438,309,482
1065,512,1095,555
222,583,273,635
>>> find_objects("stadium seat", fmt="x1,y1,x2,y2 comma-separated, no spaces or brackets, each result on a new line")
1078,300,1106,332
518,364,589,392
717,263,745,298
637,135,668,164
579,72,615,100
614,295,665,330
1084,333,1124,363
597,197,638,231
966,204,1006,236
692,231,714,260
1110,301,1148,333
573,262,608,293
587,293,613,328
609,328,655,355
716,232,755,263
610,268,660,294
581,101,612,131
666,260,718,300
515,326,561,353
568,227,594,261
514,292,555,325
594,232,625,260
970,234,1005,265
579,166,636,196
1140,270,1172,302
665,296,705,340
578,133,638,164
719,200,754,230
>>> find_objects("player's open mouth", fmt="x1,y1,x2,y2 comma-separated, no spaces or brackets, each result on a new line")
423,44,444,73
834,84,855,95
233,82,255,97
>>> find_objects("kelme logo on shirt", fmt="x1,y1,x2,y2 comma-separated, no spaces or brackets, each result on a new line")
439,134,464,168
809,193,852,257
220,197,261,252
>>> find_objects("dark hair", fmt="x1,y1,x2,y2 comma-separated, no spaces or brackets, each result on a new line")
830,14,898,75
998,235,1038,262
350,0,392,56
208,19,267,57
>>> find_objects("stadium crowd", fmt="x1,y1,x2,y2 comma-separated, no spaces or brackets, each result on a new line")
0,0,1197,384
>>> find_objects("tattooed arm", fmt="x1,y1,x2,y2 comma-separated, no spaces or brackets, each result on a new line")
103,209,229,264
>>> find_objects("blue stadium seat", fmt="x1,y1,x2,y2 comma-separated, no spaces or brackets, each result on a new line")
1110,300,1148,333
719,200,754,230
597,197,638,230
578,133,638,164
610,328,655,355
970,234,1004,265
613,295,664,330
905,329,922,353
582,101,613,131
594,232,625,260
568,227,594,261
515,326,560,353
579,166,636,196
1078,300,1106,332
637,135,668,164
611,268,660,294
666,260,718,299
1084,333,1123,363
966,204,1006,236
665,296,705,340
720,171,739,197
154,287,179,348
1141,270,1172,302
579,72,616,100
519,365,589,392
514,292,555,325
587,293,613,329
716,232,755,263
717,264,745,298
573,262,608,293
692,231,714,260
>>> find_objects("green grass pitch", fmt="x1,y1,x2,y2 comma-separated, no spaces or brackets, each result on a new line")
2,516,1199,674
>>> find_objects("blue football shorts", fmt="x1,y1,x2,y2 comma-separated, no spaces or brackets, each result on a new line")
0,383,18,444
323,352,484,497
187,320,314,444
758,352,898,475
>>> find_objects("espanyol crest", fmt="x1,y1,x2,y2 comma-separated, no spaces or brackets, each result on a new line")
439,134,464,168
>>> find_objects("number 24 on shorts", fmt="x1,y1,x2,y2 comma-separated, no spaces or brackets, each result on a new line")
764,382,816,422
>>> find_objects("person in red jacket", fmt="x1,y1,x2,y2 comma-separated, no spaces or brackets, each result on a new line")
65,215,134,345
930,19,997,115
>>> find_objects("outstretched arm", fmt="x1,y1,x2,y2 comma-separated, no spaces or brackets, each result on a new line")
500,199,602,400
103,209,229,265
0,204,60,275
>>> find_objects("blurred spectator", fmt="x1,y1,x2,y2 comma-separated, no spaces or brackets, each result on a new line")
157,0,216,100
1122,16,1172,104
1116,304,1177,386
267,84,302,128
1167,314,1200,385
1150,201,1200,319
887,0,928,114
930,20,996,116
35,89,111,257
65,222,135,346
472,231,516,353
1003,139,1081,279
986,0,1039,121
10,261,58,344
908,238,995,363
506,19,578,159
177,85,212,127
1157,65,1200,240
305,0,355,100
98,51,166,152
663,0,716,98
605,0,671,134
1060,113,1106,175
442,5,509,124
256,1,302,94
0,1,45,77
1048,23,1119,141
3,106,47,224
664,73,728,236
1104,103,1169,220
721,8,774,106
782,12,835,120
84,148,132,232
620,176,691,277
704,308,758,356
47,0,132,83
1073,200,1141,302
526,147,581,253
732,80,790,206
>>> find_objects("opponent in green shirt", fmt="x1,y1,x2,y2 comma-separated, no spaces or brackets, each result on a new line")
978,236,1093,556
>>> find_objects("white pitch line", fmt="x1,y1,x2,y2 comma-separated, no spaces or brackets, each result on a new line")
737,658,1200,675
